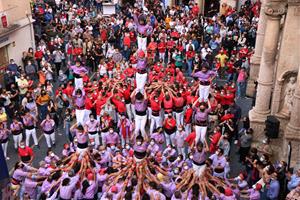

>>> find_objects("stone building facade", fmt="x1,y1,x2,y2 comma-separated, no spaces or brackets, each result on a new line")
248,0,300,166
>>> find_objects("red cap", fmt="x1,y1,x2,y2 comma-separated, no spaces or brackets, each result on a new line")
225,188,233,196
111,185,118,193
256,183,262,190
138,50,145,58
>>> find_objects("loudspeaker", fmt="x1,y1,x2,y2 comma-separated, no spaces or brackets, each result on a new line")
265,115,280,139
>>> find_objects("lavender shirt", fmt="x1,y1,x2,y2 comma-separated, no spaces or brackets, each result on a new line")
209,153,226,168
24,177,38,199
151,132,165,151
133,14,153,35
10,122,23,132
136,58,147,71
193,70,216,82
70,65,88,76
40,119,55,132
248,188,260,200
59,175,80,199
73,130,88,144
72,89,86,107
174,131,188,148
23,115,34,127
82,181,97,199
104,132,120,145
194,108,211,123
133,142,148,153
12,168,29,182
193,148,206,164
134,100,148,112
86,120,99,132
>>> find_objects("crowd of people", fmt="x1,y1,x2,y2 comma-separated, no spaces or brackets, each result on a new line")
1,0,300,199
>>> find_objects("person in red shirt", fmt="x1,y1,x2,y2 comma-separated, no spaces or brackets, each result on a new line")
147,37,157,60
166,38,175,61
192,3,200,17
185,127,196,148
223,90,235,110
186,46,195,76
163,92,173,119
63,81,74,98
175,68,184,83
18,141,34,163
209,126,222,153
111,95,126,116
34,47,44,69
158,40,166,63
164,113,176,146
173,92,185,126
84,92,94,123
122,84,133,121
123,32,131,49
95,93,107,121
184,104,193,134
149,94,162,134
123,65,136,81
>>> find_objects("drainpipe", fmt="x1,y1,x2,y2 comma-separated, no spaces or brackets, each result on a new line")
26,13,35,50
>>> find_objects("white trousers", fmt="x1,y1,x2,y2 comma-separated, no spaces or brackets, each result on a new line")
101,131,108,146
89,133,100,148
192,163,206,177
137,36,147,51
131,104,136,118
84,109,91,124
195,125,207,144
44,133,55,148
159,52,165,62
126,104,133,121
199,85,210,102
177,147,186,159
135,114,147,138
136,72,147,93
13,134,23,149
25,128,38,146
75,109,85,125
150,115,162,134
174,111,184,126
164,132,175,146
185,123,191,134
74,77,83,89
1,142,8,157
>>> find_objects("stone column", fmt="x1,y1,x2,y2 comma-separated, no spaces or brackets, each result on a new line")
249,0,287,122
285,67,300,139
247,0,268,97
197,0,204,14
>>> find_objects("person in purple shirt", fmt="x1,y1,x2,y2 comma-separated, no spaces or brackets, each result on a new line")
70,124,89,152
40,114,56,149
174,125,188,159
44,150,60,164
210,148,227,178
104,127,120,147
131,89,148,138
85,114,100,148
73,88,86,125
70,59,88,89
10,117,24,150
192,64,217,102
135,50,148,93
147,139,160,156
193,100,211,144
82,177,97,200
22,111,39,147
133,135,148,162
0,123,10,160
133,11,153,51
192,141,209,177
59,175,80,200
151,127,165,151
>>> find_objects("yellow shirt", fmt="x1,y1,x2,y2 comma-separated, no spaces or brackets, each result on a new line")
17,79,29,95
0,112,7,123
216,54,228,67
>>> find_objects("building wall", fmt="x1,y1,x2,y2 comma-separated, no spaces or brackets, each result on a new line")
0,0,31,27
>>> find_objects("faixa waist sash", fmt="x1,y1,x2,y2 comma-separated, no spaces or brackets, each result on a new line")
135,110,147,116
193,160,206,166
73,73,82,79
195,120,207,126
88,131,98,135
200,81,210,86
134,150,147,159
12,130,22,135
25,125,35,130
77,142,88,149
44,129,54,135
136,69,147,74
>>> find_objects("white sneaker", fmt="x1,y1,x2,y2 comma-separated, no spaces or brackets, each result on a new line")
234,140,238,145
6,157,10,160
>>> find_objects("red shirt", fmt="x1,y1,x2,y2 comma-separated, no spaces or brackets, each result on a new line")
18,146,33,157
124,67,136,78
164,117,176,130
185,131,196,147
35,51,43,60
95,97,107,115
166,40,175,49
85,96,94,110
123,36,131,48
173,96,185,109
223,93,235,106
158,42,166,53
184,107,193,124
150,98,161,112
111,97,126,113
186,51,195,60
63,85,74,97
163,98,173,113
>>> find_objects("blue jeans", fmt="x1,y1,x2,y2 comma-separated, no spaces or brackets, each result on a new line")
186,59,193,76
237,81,246,98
